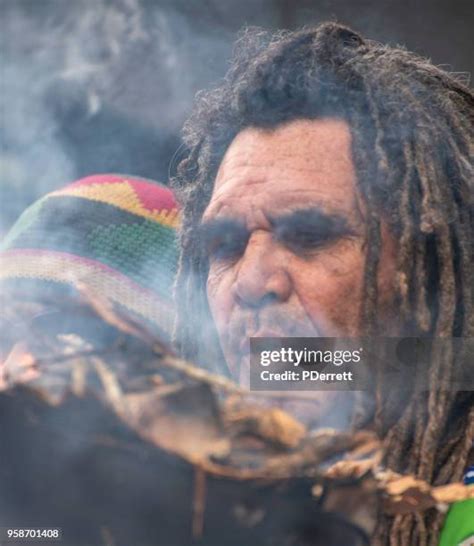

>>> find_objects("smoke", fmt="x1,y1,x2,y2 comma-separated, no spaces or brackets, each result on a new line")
0,0,233,234
1,6,76,235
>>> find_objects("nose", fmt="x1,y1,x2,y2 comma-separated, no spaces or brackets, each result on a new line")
234,231,292,308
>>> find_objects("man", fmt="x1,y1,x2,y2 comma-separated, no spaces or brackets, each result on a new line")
172,23,473,545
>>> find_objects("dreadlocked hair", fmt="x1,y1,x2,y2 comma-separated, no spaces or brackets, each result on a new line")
171,22,474,545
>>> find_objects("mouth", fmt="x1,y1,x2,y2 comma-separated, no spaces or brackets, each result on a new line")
235,327,315,387
237,322,323,354
238,329,285,354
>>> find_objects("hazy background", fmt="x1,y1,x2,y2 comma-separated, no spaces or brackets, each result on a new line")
1,0,473,234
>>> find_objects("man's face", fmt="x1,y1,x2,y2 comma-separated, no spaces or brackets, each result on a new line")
201,119,398,400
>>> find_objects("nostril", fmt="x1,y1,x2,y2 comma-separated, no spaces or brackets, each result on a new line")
260,292,279,307
235,290,279,309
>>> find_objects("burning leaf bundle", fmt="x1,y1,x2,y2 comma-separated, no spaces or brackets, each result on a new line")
0,293,472,546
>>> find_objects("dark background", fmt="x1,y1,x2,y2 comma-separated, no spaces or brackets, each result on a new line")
1,0,473,234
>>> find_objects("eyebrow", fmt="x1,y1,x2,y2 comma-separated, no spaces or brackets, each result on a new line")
198,217,247,236
269,207,354,238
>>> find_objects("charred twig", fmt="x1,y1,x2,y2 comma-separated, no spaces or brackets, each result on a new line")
3,286,471,539
192,467,207,538
378,471,474,514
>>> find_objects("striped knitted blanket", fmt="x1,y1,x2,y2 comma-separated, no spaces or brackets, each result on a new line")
0,174,179,339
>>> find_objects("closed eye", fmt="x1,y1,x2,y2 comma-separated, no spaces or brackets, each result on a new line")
199,219,249,261
272,208,354,254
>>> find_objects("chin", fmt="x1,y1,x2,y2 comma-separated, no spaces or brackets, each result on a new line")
275,392,355,431
233,352,355,431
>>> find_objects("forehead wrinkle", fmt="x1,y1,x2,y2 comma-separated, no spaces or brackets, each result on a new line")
212,178,355,205
203,187,359,228
215,147,351,193
216,159,343,190
215,156,356,200
217,126,353,177
205,174,270,221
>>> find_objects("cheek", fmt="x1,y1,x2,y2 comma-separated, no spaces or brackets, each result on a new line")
206,267,235,329
292,232,398,335
292,246,366,335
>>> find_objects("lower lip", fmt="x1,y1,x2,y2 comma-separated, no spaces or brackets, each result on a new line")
239,332,285,353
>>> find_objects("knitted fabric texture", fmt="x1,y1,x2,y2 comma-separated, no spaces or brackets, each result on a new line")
0,174,180,338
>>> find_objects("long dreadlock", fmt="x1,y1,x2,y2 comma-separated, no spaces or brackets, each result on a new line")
171,23,474,545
